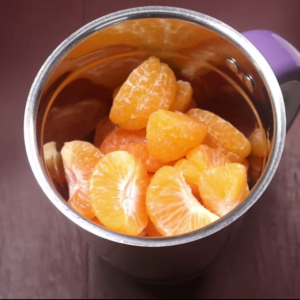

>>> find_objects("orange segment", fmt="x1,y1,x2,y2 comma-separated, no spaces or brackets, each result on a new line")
148,173,154,181
94,117,118,148
146,166,219,236
145,153,175,173
122,143,172,173
187,108,251,158
173,158,201,197
100,128,169,172
184,97,197,112
89,151,149,235
202,134,245,163
169,80,193,112
43,141,68,199
198,163,248,217
92,217,102,226
61,141,103,219
109,56,177,129
122,143,168,173
249,127,267,157
147,109,207,162
145,219,162,237
186,144,230,172
100,128,146,153
121,142,149,165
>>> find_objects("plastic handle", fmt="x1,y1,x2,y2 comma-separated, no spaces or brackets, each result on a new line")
242,30,300,129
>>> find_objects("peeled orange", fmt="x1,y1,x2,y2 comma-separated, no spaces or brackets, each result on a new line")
100,128,169,172
89,151,149,236
188,108,251,158
186,144,230,172
198,163,249,217
147,109,207,162
109,56,177,129
146,166,219,236
169,80,193,112
61,141,103,219
173,158,201,198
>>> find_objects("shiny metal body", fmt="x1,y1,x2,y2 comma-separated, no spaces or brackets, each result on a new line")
24,7,286,282
243,74,255,92
225,57,240,73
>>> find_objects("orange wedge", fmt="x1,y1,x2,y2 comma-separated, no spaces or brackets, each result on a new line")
173,158,201,198
100,128,170,172
198,163,249,217
109,56,177,129
202,133,245,163
169,80,193,112
147,109,207,162
43,141,68,199
61,141,103,219
89,151,149,236
146,166,219,236
249,127,267,157
100,128,146,153
186,144,230,172
187,108,251,158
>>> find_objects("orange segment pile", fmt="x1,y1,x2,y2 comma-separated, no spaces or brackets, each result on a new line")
61,141,103,219
49,55,255,238
89,151,149,235
109,56,177,130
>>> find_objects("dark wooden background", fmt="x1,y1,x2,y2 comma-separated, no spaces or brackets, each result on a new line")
1,0,300,298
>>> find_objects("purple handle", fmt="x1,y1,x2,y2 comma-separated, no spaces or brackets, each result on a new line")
243,30,300,83
242,30,300,128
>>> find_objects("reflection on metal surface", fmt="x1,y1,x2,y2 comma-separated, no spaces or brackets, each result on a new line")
243,74,255,92
225,57,240,73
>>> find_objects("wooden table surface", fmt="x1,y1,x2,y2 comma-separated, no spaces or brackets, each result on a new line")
1,0,300,298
